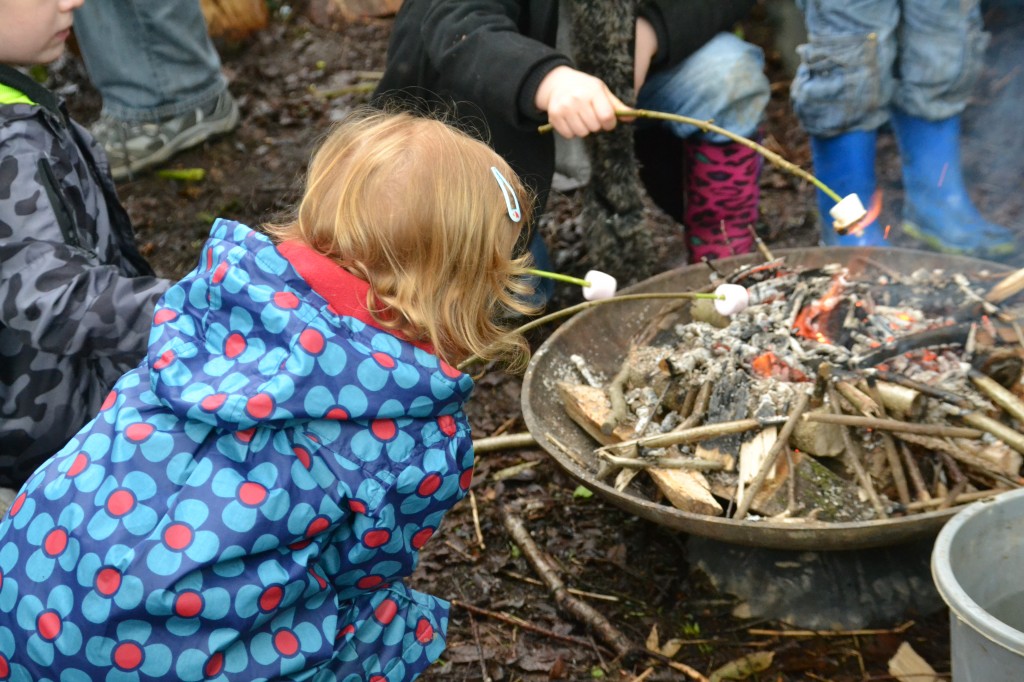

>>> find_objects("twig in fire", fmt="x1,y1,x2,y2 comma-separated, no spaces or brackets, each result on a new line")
825,367,888,517
864,376,913,505
876,370,1024,456
733,390,812,520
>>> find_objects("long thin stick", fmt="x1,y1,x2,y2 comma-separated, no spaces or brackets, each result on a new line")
501,508,635,657
539,108,843,203
459,292,723,371
469,490,486,550
903,488,1007,511
451,599,613,652
472,432,538,453
597,418,762,454
749,621,915,638
802,413,982,439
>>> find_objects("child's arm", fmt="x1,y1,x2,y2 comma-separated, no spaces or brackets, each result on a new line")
420,0,574,127
0,142,171,361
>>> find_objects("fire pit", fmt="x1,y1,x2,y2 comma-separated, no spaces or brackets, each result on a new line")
522,246,1024,550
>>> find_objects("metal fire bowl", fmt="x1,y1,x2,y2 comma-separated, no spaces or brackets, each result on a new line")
521,246,1015,550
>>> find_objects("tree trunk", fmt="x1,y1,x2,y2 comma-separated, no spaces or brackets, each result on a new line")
567,0,656,285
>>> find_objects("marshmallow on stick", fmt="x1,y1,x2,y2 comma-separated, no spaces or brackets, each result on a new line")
525,268,750,313
829,193,868,234
583,270,618,301
713,283,750,316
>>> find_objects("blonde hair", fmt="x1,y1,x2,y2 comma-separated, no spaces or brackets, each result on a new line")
265,108,537,370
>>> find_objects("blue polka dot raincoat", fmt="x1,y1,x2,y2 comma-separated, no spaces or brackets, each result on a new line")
0,219,476,681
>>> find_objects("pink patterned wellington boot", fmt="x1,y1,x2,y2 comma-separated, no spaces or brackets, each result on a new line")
682,140,761,263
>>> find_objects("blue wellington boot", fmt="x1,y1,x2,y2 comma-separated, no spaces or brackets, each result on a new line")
810,131,888,246
891,110,1016,259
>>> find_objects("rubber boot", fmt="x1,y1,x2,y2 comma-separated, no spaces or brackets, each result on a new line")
891,110,1016,260
809,131,887,246
683,140,760,263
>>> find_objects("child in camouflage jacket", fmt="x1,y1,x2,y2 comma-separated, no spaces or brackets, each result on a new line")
0,0,171,486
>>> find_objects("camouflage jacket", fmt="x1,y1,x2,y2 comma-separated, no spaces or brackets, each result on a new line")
0,65,170,486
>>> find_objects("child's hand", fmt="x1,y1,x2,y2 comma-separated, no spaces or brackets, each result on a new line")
535,66,627,139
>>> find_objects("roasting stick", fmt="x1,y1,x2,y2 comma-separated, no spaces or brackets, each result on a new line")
540,109,869,231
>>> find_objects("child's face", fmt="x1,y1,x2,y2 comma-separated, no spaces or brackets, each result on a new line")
0,0,84,66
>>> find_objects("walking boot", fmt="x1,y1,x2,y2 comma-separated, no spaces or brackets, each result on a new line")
891,110,1015,260
682,140,760,263
809,130,887,247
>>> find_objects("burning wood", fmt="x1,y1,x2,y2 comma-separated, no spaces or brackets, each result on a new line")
556,257,1024,524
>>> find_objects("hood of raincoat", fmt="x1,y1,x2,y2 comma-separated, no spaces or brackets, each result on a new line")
144,219,474,432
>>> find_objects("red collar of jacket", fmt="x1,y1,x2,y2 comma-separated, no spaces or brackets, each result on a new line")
278,239,434,354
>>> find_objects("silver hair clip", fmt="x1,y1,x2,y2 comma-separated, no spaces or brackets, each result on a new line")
491,166,522,223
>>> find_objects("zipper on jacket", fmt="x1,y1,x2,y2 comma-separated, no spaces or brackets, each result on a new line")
38,158,82,250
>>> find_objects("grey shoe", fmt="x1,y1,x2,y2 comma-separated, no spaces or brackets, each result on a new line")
92,90,240,180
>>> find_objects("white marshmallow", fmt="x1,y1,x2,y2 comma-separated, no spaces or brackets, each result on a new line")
713,283,750,316
829,193,868,232
583,270,617,301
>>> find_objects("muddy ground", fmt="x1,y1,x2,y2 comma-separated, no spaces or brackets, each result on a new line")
52,3,1024,679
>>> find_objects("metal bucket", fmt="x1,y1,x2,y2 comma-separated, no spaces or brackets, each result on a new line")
932,488,1024,681
521,246,1015,550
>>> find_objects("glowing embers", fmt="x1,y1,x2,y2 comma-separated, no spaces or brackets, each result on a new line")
750,352,809,382
791,274,850,345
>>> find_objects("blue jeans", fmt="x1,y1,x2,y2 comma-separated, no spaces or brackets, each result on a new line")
791,0,990,136
637,32,770,142
73,0,228,122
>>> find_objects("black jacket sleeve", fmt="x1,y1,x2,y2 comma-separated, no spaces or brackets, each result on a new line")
421,0,572,125
376,0,572,129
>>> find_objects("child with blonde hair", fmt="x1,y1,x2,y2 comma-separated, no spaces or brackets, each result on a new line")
0,108,536,681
